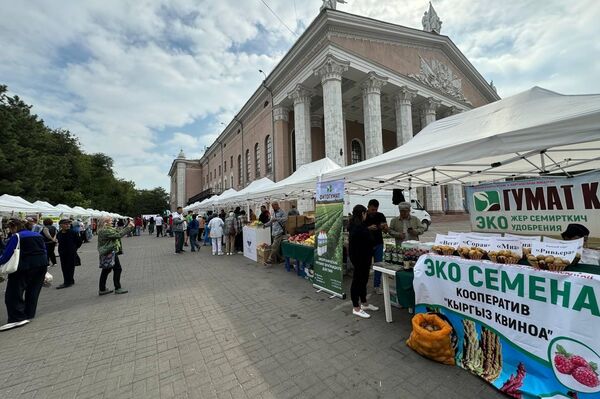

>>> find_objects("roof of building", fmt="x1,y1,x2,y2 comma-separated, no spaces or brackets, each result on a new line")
194,7,500,168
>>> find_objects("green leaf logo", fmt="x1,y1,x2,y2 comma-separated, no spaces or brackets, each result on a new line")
473,191,501,212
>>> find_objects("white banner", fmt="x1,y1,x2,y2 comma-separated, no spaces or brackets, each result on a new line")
413,254,600,397
466,172,600,239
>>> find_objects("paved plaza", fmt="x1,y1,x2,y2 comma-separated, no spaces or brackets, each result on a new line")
0,216,505,399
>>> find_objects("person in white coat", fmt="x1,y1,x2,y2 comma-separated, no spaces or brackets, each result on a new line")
208,216,225,255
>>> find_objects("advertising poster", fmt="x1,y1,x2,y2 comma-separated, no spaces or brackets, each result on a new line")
466,172,600,240
313,179,345,298
413,254,600,398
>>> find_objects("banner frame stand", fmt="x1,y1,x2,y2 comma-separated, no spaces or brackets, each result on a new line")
313,285,346,300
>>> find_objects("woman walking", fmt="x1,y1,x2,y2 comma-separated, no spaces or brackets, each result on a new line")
348,205,379,318
41,218,58,267
56,219,81,289
0,219,48,331
97,217,134,295
208,215,224,255
189,215,200,252
223,212,237,255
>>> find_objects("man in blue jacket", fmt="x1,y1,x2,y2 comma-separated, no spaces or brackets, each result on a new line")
0,219,48,331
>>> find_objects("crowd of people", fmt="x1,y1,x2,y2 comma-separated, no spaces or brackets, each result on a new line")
0,215,136,331
2,201,593,331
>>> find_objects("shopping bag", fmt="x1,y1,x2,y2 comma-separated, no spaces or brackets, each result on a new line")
74,253,82,266
43,272,53,287
99,251,115,269
0,233,20,276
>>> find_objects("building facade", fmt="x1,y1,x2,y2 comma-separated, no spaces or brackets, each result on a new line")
169,4,500,212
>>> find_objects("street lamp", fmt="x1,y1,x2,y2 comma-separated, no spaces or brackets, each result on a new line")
258,69,267,80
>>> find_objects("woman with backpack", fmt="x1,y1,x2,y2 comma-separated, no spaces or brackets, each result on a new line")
223,212,238,256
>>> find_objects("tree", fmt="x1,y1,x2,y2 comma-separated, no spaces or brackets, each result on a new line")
0,84,169,215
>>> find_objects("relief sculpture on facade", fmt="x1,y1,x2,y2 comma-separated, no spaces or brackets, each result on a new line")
409,56,472,105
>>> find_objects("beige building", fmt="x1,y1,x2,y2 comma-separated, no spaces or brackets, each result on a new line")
169,4,500,212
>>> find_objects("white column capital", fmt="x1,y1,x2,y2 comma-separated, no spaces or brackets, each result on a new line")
314,55,349,84
394,86,418,106
273,105,289,122
424,97,442,116
288,84,312,105
360,72,388,95
310,115,322,128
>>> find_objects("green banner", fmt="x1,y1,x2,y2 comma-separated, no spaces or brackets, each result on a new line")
313,179,345,298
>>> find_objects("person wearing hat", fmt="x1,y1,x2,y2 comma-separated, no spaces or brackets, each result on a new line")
56,219,82,289
561,223,590,246
561,223,600,265
388,202,425,247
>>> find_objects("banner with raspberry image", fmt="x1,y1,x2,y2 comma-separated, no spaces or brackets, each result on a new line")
413,254,600,398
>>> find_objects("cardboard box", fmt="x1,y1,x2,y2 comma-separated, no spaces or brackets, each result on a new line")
286,215,306,235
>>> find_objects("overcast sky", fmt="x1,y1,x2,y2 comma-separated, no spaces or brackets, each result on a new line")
2,0,599,190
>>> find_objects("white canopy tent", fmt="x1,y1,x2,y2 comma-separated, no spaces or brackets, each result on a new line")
322,87,600,190
248,158,341,202
0,195,38,213
32,200,62,216
199,188,238,210
72,206,93,217
54,204,77,216
221,177,276,206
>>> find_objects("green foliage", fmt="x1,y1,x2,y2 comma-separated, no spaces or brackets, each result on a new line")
0,85,169,216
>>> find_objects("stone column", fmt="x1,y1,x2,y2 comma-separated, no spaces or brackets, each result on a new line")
273,105,290,181
314,55,349,166
445,105,465,213
394,86,417,146
310,115,324,160
288,84,312,168
422,97,444,214
361,72,387,159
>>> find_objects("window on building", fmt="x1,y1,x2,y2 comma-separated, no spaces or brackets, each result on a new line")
230,156,233,171
245,150,250,182
230,175,233,189
238,155,242,186
224,160,227,172
218,165,221,176
351,139,364,164
254,143,260,178
265,135,273,175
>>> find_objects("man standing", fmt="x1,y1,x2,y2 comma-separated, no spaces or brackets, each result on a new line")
56,219,81,289
172,207,185,254
134,216,143,236
264,202,287,265
287,205,300,216
365,199,388,294
258,205,270,224
388,202,424,247
155,214,164,237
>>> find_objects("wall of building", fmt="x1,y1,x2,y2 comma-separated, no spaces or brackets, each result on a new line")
330,35,490,108
185,166,203,203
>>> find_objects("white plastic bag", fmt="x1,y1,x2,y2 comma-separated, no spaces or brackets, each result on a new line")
43,272,53,287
